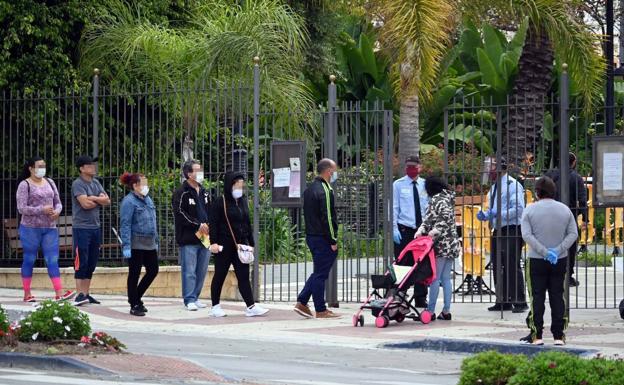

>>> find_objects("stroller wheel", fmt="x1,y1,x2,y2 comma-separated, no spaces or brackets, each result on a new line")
375,315,389,328
420,310,432,324
395,313,405,323
358,315,364,327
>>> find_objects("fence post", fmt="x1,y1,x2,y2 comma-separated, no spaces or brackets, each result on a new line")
325,75,339,308
92,68,100,159
443,108,449,177
560,64,571,322
252,57,261,301
384,110,394,269
495,107,504,319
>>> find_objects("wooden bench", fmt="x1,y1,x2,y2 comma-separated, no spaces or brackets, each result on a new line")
3,216,118,256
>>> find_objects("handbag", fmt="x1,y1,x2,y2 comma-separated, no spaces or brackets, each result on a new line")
222,196,255,264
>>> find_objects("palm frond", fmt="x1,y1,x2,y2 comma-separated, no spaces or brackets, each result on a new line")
375,0,457,101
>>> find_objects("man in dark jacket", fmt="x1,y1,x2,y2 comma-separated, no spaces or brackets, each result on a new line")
545,152,588,287
294,158,341,319
172,160,212,311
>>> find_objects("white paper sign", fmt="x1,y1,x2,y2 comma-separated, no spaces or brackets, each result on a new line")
288,171,301,198
603,153,623,191
289,157,301,172
273,167,291,188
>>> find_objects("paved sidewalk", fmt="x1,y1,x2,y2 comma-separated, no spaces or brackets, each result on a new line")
1,288,622,383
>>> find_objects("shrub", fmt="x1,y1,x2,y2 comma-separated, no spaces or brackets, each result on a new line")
577,252,613,267
0,306,9,333
508,352,599,385
459,351,527,385
18,300,91,342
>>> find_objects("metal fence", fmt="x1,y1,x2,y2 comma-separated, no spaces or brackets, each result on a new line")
1,63,394,303
444,70,624,310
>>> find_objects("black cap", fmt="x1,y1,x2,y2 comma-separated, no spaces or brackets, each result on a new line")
76,155,98,169
405,155,420,164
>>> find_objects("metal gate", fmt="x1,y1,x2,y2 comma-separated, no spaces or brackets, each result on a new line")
444,70,624,309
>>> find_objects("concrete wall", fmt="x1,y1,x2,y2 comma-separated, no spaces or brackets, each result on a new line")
0,266,244,301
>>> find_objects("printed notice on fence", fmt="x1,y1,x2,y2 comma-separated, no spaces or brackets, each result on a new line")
273,167,291,188
603,153,623,191
288,171,301,198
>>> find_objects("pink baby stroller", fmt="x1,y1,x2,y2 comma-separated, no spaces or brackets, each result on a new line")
353,236,437,328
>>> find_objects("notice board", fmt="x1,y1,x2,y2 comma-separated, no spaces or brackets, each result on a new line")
271,141,306,208
593,136,624,207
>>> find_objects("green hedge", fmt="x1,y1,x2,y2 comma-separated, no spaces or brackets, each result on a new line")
460,351,624,385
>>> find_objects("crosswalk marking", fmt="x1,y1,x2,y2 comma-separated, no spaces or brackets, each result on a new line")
0,370,162,385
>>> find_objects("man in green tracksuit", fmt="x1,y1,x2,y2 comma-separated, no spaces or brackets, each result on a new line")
294,158,341,319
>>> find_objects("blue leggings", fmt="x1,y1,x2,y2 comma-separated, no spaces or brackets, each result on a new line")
19,226,61,278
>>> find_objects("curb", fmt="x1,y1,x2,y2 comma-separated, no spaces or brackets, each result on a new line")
383,338,598,357
0,352,113,375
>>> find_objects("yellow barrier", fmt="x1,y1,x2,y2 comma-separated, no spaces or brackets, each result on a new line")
461,205,489,276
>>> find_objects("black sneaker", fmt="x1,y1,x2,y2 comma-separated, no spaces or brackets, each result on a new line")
415,298,428,308
569,277,579,287
87,295,101,305
488,303,513,311
130,305,146,317
512,303,529,313
437,312,452,320
138,303,148,313
520,333,543,345
73,293,89,307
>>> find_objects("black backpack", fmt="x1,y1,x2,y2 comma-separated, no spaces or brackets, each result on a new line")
620,298,624,320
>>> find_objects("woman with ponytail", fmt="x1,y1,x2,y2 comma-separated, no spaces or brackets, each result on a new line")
16,157,74,302
119,172,159,316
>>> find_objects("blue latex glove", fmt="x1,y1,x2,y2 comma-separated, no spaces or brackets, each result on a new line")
393,229,402,244
545,248,558,265
122,248,132,258
477,210,488,221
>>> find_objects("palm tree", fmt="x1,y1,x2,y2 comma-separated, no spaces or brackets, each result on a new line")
80,0,311,161
372,0,457,168
463,0,604,170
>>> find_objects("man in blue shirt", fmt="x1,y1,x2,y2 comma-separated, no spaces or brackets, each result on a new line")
393,155,429,307
477,157,528,313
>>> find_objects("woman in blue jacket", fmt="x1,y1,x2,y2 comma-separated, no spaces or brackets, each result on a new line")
120,172,159,316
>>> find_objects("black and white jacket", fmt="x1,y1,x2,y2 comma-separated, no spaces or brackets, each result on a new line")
172,181,213,246
417,189,461,259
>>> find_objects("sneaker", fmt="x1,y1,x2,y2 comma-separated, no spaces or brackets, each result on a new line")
294,302,314,319
86,295,101,304
73,293,89,307
195,300,208,309
512,304,529,313
138,303,148,313
315,310,341,319
186,302,199,311
130,305,146,317
23,295,36,303
569,277,579,287
415,298,428,308
245,304,270,317
488,303,513,312
554,339,566,346
437,312,452,321
520,333,543,345
55,290,75,301
210,304,226,317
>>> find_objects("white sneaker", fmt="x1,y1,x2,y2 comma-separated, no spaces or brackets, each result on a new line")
186,302,199,311
211,304,226,317
245,304,270,317
195,300,208,309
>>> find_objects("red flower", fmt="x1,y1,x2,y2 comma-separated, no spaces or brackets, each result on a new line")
548,362,557,369
0,330,5,337
80,336,91,344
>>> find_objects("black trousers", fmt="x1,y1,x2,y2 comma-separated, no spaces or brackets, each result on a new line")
567,226,580,277
526,257,567,339
394,224,428,302
491,225,526,305
211,244,255,307
127,249,159,307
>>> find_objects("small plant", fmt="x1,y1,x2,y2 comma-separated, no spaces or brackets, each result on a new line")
577,252,613,267
459,350,527,385
0,306,9,333
508,352,598,385
80,331,126,352
18,300,91,342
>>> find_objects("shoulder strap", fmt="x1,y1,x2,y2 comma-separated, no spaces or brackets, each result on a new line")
222,196,239,247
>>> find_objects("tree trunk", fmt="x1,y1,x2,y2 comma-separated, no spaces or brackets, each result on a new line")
398,56,420,171
504,23,554,173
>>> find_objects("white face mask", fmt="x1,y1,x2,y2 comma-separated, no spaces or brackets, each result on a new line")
330,171,338,183
34,168,46,178
232,189,243,199
140,186,149,196
193,171,204,184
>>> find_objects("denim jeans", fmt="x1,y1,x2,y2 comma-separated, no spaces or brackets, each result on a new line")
428,257,453,314
297,236,338,312
180,245,211,305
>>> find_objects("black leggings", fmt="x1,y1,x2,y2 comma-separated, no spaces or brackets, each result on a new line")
211,245,255,307
127,249,159,307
